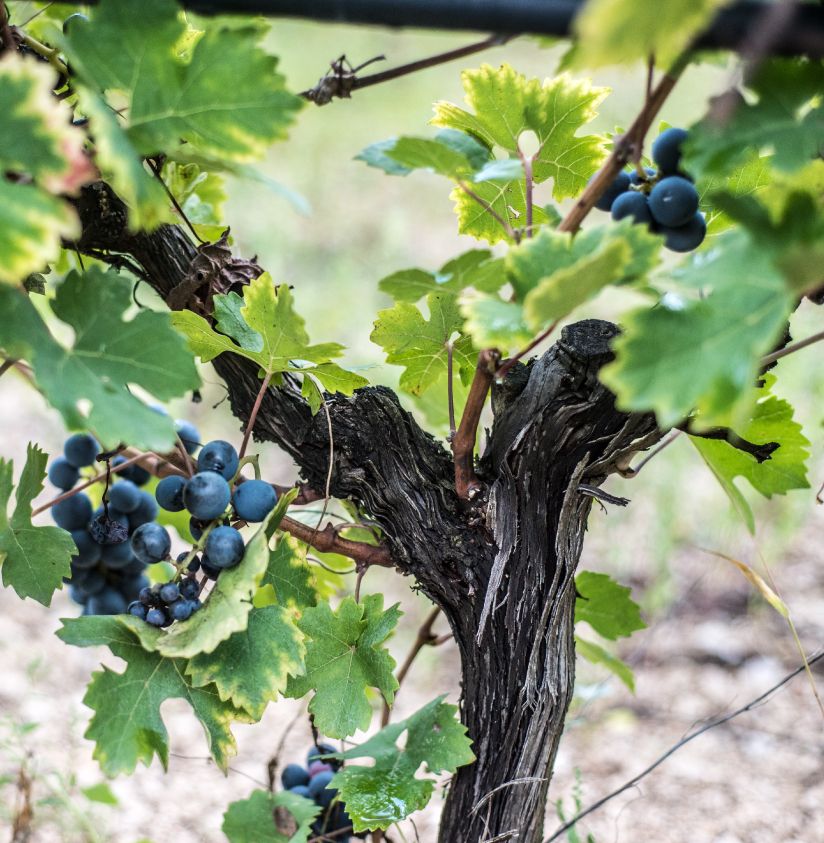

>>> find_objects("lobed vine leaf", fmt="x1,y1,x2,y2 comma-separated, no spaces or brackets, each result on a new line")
223,789,320,843
58,615,251,776
186,605,304,720
574,571,646,641
0,444,75,606
0,269,199,450
690,376,810,533
371,292,476,395
575,636,636,693
286,595,401,739
256,533,318,610
330,696,475,831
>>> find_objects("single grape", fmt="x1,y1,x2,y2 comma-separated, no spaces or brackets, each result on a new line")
169,599,193,621
52,493,93,531
308,771,335,800
125,492,157,531
63,433,99,468
138,586,154,605
159,582,180,604
651,127,689,175
628,166,656,186
201,558,221,579
183,472,231,521
196,440,239,480
187,556,201,573
70,529,102,569
100,540,135,569
131,522,171,564
146,607,167,627
112,455,151,487
290,785,311,798
205,526,245,569
87,587,128,616
610,191,653,226
308,761,333,777
189,517,206,541
156,475,187,512
128,600,148,619
48,457,79,490
232,480,277,523
307,743,338,767
659,212,707,253
282,764,310,790
62,12,89,34
175,420,201,455
648,176,699,228
188,598,202,613
179,577,200,600
591,171,631,212
108,479,141,514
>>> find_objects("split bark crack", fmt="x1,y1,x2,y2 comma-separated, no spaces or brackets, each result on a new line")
71,182,665,843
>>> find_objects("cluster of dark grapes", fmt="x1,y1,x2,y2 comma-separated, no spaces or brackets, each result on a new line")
592,127,706,253
49,432,159,616
280,744,366,841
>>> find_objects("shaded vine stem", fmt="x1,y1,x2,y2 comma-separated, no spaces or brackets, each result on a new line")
239,371,274,459
380,606,444,727
280,515,393,568
544,648,824,842
495,320,559,381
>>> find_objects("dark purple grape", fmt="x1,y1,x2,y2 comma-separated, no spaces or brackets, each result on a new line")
70,529,101,569
282,764,310,790
591,170,631,212
63,433,99,468
232,480,277,523
112,456,151,487
201,558,221,579
138,586,154,605
128,600,148,619
307,743,338,767
175,420,201,455
196,440,239,480
309,761,333,777
52,493,92,531
291,785,311,798
648,176,698,227
205,526,245,569
146,607,167,627
128,491,159,530
659,212,707,253
131,523,171,564
87,587,128,616
100,540,135,569
108,480,141,514
308,771,335,800
652,127,689,175
179,577,200,600
610,191,653,225
183,472,231,521
89,508,130,545
156,475,187,512
159,582,180,604
169,599,193,621
48,457,79,490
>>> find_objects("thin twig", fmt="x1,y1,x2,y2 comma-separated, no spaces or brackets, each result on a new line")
495,320,559,380
146,157,205,243
239,371,273,460
447,340,457,437
544,649,824,842
621,431,681,478
521,152,534,238
453,349,500,500
380,606,442,726
760,327,824,367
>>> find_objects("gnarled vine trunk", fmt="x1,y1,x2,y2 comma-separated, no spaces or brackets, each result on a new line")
74,186,662,843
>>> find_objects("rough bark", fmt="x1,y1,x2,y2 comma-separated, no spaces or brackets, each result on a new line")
72,184,663,843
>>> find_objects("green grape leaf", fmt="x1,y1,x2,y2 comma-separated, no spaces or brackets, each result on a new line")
432,64,606,200
331,696,475,832
162,159,227,239
449,179,547,244
699,152,772,236
0,444,75,606
155,515,274,659
0,269,199,450
257,534,317,610
386,136,477,179
575,636,635,693
355,138,414,176
172,274,367,393
223,789,320,843
574,571,646,641
573,0,731,68
371,292,476,395
379,250,505,303
63,0,303,163
186,606,304,720
58,615,250,776
76,88,170,231
0,181,79,286
690,376,810,533
687,60,824,176
600,231,794,429
286,595,401,739
460,296,532,351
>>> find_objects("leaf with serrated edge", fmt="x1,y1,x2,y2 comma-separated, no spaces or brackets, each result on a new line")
257,533,317,610
690,375,809,533
156,511,275,659
574,571,645,641
187,606,304,719
576,636,635,693
63,0,303,163
432,65,606,200
0,444,75,606
223,789,320,843
286,595,400,739
371,292,476,395
58,615,250,776
330,696,474,831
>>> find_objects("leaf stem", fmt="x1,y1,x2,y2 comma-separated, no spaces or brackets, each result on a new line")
760,327,824,367
17,31,68,76
446,340,457,437
239,371,273,460
457,180,518,242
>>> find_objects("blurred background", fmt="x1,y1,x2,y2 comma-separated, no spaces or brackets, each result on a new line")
1,18,823,843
